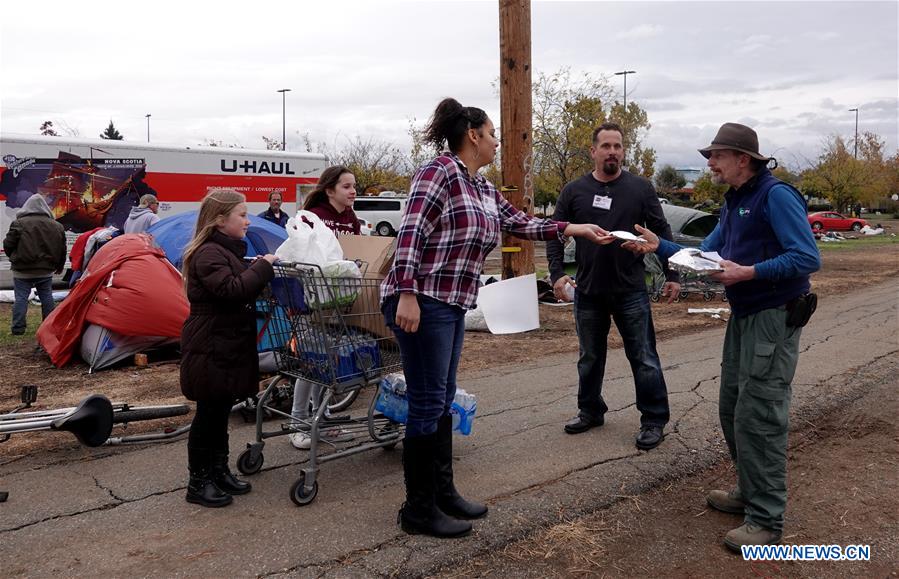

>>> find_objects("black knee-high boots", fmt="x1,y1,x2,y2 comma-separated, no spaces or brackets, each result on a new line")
434,414,488,519
398,415,487,537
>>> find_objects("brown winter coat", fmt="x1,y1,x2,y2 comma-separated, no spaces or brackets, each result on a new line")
180,231,274,402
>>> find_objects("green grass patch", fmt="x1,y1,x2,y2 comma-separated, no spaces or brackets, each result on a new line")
0,304,43,346
816,235,899,251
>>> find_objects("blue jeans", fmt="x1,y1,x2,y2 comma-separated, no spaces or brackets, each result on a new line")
574,290,669,427
383,294,466,438
12,277,55,334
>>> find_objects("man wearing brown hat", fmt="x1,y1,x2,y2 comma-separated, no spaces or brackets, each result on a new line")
622,122,821,551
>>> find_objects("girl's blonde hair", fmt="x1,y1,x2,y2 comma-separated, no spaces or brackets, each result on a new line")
182,188,246,288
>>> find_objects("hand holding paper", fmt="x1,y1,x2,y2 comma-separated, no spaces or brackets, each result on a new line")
709,260,755,286
621,224,660,254
564,223,616,245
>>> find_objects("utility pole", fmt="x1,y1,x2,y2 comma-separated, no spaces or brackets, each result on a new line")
499,0,534,279
145,114,151,142
277,88,291,151
614,70,636,115
848,107,859,159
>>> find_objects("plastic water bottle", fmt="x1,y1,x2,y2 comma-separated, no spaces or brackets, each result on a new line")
376,373,408,423
450,389,477,435
563,283,575,301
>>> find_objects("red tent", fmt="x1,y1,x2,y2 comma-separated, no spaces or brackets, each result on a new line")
38,234,188,367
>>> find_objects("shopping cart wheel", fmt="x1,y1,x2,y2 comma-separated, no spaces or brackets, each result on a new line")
703,291,715,301
237,447,264,475
290,473,318,506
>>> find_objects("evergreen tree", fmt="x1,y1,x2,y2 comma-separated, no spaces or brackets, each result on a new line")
100,120,123,140
40,121,58,136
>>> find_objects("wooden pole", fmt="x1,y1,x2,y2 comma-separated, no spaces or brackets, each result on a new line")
499,0,534,279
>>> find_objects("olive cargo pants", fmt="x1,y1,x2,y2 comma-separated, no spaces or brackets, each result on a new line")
720,306,802,532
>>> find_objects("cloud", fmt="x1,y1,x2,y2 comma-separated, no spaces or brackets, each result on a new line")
615,24,664,40
734,34,774,56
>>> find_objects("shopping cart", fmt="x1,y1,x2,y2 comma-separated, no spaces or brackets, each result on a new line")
645,254,727,302
237,261,403,506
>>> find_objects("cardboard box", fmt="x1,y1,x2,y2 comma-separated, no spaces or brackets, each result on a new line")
338,235,396,276
338,235,397,340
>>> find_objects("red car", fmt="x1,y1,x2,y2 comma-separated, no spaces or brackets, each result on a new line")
807,211,867,232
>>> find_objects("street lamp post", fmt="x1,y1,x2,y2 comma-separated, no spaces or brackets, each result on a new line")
277,88,291,151
614,70,637,114
145,114,151,143
848,107,859,159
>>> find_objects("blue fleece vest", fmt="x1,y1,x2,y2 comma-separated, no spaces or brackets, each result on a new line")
719,169,810,317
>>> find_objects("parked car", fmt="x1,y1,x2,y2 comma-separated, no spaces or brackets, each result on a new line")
357,217,373,236
352,196,408,236
807,211,867,232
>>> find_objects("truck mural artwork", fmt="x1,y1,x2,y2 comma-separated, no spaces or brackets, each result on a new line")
1,152,148,233
0,134,328,287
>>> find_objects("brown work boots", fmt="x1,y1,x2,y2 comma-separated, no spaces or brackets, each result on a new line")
706,487,746,514
724,522,783,552
707,488,783,552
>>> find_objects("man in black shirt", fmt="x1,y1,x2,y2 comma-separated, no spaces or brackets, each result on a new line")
546,122,679,450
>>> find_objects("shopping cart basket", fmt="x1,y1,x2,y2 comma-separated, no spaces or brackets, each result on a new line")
237,261,403,505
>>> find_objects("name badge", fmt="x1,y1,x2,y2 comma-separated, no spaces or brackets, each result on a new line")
483,194,498,216
593,195,612,210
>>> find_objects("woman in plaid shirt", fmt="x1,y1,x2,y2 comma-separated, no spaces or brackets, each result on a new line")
381,98,612,538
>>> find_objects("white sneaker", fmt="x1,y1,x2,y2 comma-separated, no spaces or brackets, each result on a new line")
288,428,352,450
320,427,353,443
289,431,312,449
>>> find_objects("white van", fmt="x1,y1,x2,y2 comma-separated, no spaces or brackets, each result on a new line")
353,197,408,236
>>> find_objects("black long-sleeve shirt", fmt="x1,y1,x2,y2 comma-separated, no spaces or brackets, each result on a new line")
547,170,677,295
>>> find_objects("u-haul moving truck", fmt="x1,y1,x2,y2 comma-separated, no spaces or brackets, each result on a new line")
0,133,328,287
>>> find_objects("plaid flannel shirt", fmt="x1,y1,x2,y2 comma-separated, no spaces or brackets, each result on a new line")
380,154,569,310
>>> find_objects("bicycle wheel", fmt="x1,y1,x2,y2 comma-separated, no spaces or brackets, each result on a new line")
327,388,361,413
112,404,190,424
272,375,361,415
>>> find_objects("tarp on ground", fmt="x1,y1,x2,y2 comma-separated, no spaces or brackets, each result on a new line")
148,210,288,270
37,234,188,367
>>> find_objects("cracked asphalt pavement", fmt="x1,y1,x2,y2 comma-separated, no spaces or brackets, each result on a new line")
0,281,895,577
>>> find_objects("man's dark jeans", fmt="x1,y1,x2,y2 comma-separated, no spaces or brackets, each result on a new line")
383,294,466,438
12,276,55,334
573,290,670,427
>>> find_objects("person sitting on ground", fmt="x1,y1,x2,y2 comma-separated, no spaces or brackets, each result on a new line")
258,191,290,228
123,194,160,234
301,166,361,235
3,193,66,335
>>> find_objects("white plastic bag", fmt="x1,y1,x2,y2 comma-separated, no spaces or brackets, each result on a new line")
276,210,344,265
276,211,362,308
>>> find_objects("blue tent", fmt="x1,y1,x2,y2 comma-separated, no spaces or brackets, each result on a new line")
147,211,288,269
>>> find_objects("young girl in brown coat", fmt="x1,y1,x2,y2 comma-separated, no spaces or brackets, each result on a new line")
180,189,277,507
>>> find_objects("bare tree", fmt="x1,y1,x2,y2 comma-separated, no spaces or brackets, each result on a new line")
320,135,412,194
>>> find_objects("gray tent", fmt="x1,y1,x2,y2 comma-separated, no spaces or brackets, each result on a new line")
79,323,176,372
661,205,719,247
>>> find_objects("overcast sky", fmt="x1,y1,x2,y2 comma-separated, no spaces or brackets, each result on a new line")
1,0,896,171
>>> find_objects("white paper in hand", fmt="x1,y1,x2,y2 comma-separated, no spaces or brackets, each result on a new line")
476,273,539,334
610,230,647,243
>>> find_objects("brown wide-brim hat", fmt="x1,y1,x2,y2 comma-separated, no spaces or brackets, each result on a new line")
699,122,771,161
